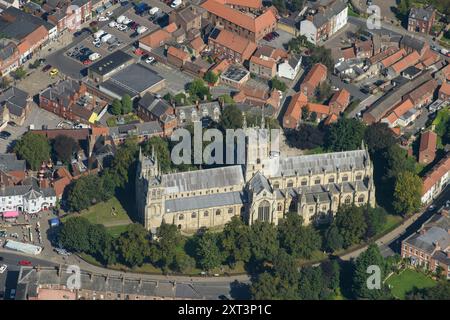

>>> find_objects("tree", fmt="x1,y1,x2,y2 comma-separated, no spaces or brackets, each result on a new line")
301,106,310,120
66,175,106,211
219,104,243,129
249,221,279,263
352,244,390,299
0,77,11,89
142,136,171,173
58,217,91,253
53,135,79,164
365,207,387,239
121,94,132,114
315,82,332,102
196,232,223,271
156,222,182,268
14,132,51,170
298,266,324,300
11,67,26,80
204,71,218,85
251,272,280,300
334,205,367,248
111,99,122,115
188,79,210,101
406,282,450,300
278,213,321,259
284,125,325,150
172,251,196,273
310,46,334,70
110,138,138,189
221,217,251,266
218,94,235,105
310,111,317,123
325,118,366,152
270,77,287,92
321,260,340,292
393,171,422,216
115,223,150,267
364,123,396,155
271,0,287,15
323,224,344,252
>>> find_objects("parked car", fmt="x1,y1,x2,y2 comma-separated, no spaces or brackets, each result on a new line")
18,260,32,266
0,131,11,140
42,64,52,72
109,21,117,28
49,68,59,77
145,56,155,64
272,31,279,37
0,264,7,274
98,16,109,22
118,24,128,31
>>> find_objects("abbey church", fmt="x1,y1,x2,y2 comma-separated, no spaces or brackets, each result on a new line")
135,126,376,233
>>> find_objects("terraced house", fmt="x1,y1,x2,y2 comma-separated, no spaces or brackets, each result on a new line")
136,126,376,232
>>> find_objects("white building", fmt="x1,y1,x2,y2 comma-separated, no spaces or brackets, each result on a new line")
299,0,348,45
0,184,56,214
421,155,449,204
278,55,302,80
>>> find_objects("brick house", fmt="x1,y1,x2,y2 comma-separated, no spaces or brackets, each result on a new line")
402,209,450,279
44,0,92,33
439,82,450,101
169,4,205,34
139,29,172,52
328,89,350,114
421,155,450,204
208,28,257,64
405,78,438,108
418,130,437,165
201,0,277,42
166,46,190,69
299,63,327,98
0,40,19,76
137,93,177,136
408,6,436,35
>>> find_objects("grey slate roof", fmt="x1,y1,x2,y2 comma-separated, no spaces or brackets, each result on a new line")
109,121,163,139
139,93,171,117
274,149,370,177
89,50,134,76
165,191,244,212
0,86,29,117
409,6,434,21
0,7,55,37
400,35,426,52
100,63,164,98
162,165,244,194
0,153,26,172
40,79,81,108
249,172,272,194
405,226,450,254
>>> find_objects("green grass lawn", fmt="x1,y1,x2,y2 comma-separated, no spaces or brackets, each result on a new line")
381,215,403,234
386,269,436,299
62,197,133,227
106,224,130,238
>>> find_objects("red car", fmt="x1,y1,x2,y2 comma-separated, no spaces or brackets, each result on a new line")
18,260,32,266
134,48,144,56
83,59,92,65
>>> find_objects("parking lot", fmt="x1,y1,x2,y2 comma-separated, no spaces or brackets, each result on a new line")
259,28,294,51
0,104,63,153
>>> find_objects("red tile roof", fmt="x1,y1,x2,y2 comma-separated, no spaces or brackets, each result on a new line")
390,50,421,74
381,48,406,68
140,29,171,49
419,130,437,153
302,63,327,90
439,82,450,96
422,155,450,195
167,46,190,61
329,89,350,109
201,0,276,33
212,29,257,60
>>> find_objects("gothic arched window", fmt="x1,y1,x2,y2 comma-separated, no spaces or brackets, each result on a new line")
258,200,270,222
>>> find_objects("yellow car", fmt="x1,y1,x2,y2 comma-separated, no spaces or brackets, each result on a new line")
49,68,59,77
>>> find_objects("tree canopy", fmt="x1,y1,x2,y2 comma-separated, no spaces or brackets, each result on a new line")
14,132,51,170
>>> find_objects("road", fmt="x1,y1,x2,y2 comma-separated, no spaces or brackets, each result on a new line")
341,185,450,261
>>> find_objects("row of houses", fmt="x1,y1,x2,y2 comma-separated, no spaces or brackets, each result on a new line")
283,62,351,128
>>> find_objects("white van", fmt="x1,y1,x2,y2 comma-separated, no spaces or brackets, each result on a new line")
149,7,159,15
101,33,112,43
93,30,106,39
89,53,101,61
116,15,126,24
137,26,148,34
